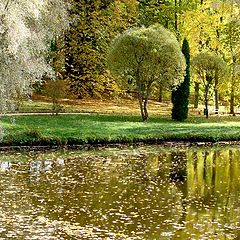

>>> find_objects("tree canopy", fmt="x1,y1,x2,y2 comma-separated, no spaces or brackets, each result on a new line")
0,0,68,112
192,52,228,118
108,24,186,121
65,0,138,99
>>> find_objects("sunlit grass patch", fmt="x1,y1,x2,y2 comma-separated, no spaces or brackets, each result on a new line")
1,113,240,147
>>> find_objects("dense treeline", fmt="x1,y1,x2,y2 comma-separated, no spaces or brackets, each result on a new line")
49,0,240,115
64,0,138,98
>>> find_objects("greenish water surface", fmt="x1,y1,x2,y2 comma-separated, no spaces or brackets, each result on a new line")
0,145,239,239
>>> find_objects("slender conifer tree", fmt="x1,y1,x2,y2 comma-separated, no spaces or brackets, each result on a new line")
171,38,190,121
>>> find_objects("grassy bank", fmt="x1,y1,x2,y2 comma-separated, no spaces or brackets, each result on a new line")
1,114,240,147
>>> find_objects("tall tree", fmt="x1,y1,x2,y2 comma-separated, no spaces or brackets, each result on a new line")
172,38,190,121
181,0,227,108
0,0,68,113
138,0,195,102
65,0,138,99
108,24,186,121
192,52,227,118
138,0,195,32
138,0,177,103
222,15,240,115
0,0,68,140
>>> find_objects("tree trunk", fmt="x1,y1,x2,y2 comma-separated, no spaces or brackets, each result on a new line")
230,90,234,115
204,99,209,118
158,83,163,102
142,86,152,122
215,89,219,113
204,86,209,118
194,82,200,109
214,76,219,113
174,0,178,31
229,24,236,115
229,60,235,115
143,99,148,121
138,94,149,122
230,66,235,116
138,94,145,121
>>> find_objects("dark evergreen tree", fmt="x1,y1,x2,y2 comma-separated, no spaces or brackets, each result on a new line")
171,38,190,121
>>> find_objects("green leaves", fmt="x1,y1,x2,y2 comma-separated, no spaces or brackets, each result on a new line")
108,24,186,87
108,24,185,120
192,53,228,80
65,0,138,99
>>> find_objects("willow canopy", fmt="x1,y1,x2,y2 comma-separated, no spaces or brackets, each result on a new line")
107,24,186,121
0,0,69,113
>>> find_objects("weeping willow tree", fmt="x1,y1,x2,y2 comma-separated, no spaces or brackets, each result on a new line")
0,0,68,137
107,24,186,121
0,0,69,140
0,0,69,113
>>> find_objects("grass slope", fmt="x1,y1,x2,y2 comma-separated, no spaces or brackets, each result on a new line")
1,114,240,147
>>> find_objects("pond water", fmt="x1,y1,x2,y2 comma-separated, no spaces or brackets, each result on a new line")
0,145,239,239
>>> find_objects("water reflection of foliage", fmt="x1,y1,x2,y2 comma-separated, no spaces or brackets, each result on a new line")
182,148,240,239
0,146,239,239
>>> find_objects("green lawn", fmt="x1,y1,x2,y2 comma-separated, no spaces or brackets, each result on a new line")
1,114,240,147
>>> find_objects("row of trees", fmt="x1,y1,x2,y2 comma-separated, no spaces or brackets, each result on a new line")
183,0,240,115
62,0,240,118
107,24,229,121
0,0,240,119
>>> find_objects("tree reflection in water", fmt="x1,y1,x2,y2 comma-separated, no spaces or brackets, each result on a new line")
0,146,239,239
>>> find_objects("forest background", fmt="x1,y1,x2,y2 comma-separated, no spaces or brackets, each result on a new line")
42,0,240,116
1,0,240,117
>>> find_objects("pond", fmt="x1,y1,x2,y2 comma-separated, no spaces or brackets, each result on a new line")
0,145,239,239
